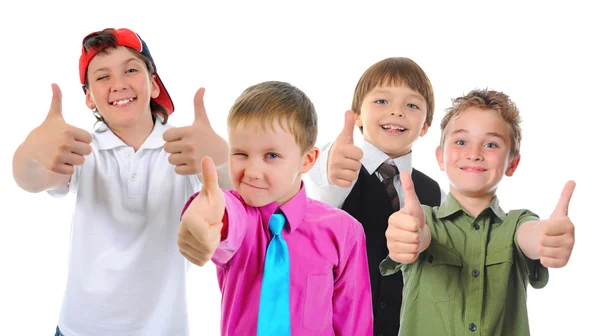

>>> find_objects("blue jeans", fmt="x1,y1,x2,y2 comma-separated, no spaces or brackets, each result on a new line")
55,326,64,336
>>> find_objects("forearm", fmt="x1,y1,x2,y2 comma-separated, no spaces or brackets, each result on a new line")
210,192,249,265
517,220,543,260
12,142,69,193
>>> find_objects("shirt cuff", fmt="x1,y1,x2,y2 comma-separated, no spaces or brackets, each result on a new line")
379,255,403,276
514,215,549,289
180,191,229,240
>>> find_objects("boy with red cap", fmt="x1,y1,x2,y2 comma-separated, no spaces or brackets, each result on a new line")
12,28,230,336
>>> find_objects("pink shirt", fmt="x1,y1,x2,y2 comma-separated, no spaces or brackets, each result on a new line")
183,184,373,335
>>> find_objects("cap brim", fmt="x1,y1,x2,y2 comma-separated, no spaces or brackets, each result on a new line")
153,74,174,115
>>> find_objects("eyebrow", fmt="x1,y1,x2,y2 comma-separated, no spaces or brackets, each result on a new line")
92,58,142,74
451,129,507,141
230,146,282,153
370,89,424,101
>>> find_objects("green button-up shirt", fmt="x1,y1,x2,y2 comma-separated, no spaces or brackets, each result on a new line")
380,194,549,336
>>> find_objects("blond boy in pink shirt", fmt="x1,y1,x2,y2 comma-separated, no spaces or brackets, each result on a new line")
179,81,373,335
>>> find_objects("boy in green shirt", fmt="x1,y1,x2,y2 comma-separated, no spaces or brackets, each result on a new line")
380,88,576,335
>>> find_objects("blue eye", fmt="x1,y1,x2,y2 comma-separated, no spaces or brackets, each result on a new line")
375,99,388,104
455,140,466,146
484,143,498,149
266,153,280,159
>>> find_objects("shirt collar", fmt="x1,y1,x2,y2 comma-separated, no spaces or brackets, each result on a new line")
436,192,507,220
258,181,308,234
94,118,171,151
358,139,413,175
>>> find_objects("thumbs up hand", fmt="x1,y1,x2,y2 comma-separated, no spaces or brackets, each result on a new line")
27,83,93,175
327,110,363,187
178,156,225,266
386,171,429,264
539,181,576,268
164,87,226,175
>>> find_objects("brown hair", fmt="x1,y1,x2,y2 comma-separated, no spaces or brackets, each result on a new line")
82,29,168,126
352,57,435,129
227,81,318,153
440,88,522,157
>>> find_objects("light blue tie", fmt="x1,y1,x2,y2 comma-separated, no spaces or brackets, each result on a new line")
257,213,291,335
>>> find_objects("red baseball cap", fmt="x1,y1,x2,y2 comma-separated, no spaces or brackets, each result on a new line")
79,28,175,114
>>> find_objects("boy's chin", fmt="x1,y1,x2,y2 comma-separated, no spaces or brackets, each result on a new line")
240,194,272,207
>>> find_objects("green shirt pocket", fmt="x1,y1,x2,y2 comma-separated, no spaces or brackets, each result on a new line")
485,246,514,299
419,244,463,302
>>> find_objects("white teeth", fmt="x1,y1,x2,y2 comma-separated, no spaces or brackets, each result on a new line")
382,124,406,131
111,98,134,106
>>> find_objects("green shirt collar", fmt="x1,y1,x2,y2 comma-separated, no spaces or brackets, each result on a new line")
436,192,507,220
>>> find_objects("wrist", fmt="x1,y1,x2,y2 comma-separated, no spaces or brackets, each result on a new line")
418,226,431,253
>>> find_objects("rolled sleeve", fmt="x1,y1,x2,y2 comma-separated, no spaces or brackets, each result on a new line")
211,191,251,267
513,212,549,289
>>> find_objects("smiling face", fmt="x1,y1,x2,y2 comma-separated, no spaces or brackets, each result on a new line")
436,107,520,199
355,84,429,158
228,119,318,207
84,46,159,129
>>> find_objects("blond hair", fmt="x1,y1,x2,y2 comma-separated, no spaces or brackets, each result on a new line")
227,81,318,153
440,88,522,156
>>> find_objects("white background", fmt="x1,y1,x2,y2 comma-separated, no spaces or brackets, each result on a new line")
0,1,598,335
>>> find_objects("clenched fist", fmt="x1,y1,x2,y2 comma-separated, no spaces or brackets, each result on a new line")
27,84,93,175
164,88,225,175
178,156,225,266
327,110,363,187
386,171,429,264
539,181,576,268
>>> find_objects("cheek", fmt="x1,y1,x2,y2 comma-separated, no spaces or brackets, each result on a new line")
229,162,243,179
443,149,460,164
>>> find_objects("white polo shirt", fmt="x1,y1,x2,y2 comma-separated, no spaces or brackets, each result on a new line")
49,120,202,336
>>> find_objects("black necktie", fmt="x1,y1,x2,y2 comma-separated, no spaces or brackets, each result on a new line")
378,162,400,211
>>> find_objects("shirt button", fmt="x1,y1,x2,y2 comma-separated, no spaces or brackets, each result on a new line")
380,300,387,308
376,333,384,336
472,270,480,277
473,223,480,230
469,323,477,331
131,174,137,181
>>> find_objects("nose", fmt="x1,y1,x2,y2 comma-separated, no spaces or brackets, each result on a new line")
110,74,127,92
389,105,404,117
466,147,483,161
244,159,262,180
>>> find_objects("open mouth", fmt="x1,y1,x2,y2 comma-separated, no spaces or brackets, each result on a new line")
381,124,407,134
110,98,136,106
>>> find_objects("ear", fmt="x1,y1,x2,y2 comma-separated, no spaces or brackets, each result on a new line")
85,88,96,110
419,122,430,137
435,145,445,171
299,146,320,174
505,153,520,176
150,75,160,99
354,111,363,128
